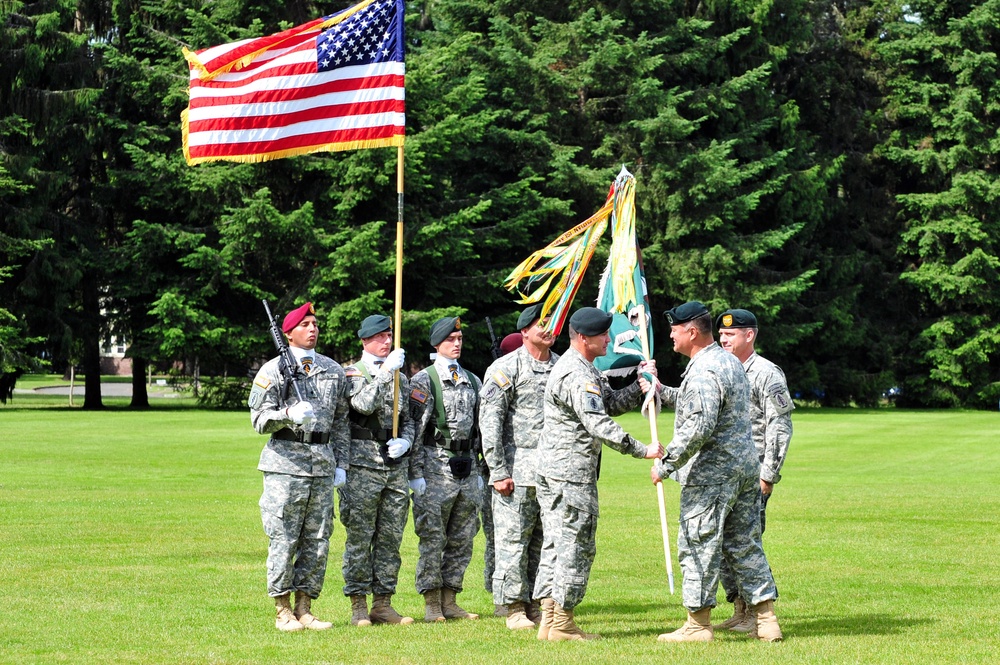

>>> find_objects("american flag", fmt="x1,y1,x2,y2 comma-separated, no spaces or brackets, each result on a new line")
182,0,404,165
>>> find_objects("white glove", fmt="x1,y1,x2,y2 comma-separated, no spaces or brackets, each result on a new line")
408,478,427,497
286,401,315,426
334,468,347,487
386,437,411,459
381,348,406,373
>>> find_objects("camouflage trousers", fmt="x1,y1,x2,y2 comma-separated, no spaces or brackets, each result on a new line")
491,484,543,605
412,470,482,594
677,473,777,612
260,472,335,598
338,464,410,596
482,485,495,593
533,476,597,611
720,489,773,602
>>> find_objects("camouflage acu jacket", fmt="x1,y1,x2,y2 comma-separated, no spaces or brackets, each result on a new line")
248,353,351,477
479,346,560,486
660,343,758,486
536,346,646,485
743,353,793,483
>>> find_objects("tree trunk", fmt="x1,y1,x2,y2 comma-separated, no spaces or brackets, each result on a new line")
81,279,104,410
130,356,150,409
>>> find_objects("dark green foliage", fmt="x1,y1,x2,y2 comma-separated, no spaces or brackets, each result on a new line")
3,0,998,407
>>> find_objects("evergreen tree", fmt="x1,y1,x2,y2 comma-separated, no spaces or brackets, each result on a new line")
874,0,1000,407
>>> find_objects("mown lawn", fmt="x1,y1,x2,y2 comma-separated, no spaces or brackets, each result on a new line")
0,404,997,664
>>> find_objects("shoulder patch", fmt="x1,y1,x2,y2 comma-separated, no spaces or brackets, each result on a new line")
345,367,362,377
491,370,512,390
247,382,267,409
254,376,271,390
410,388,428,404
585,382,601,395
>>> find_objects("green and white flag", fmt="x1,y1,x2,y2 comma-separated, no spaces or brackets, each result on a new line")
594,166,653,375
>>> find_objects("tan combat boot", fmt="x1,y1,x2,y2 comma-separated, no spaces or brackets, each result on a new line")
505,601,536,630
349,594,372,627
712,597,753,633
369,594,414,625
441,587,479,620
526,599,541,626
749,599,783,642
657,607,713,642
274,594,304,632
423,588,446,623
536,597,554,641
547,602,600,641
293,591,332,630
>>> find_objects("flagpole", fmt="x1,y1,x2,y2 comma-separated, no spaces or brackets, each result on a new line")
392,144,404,438
637,309,675,595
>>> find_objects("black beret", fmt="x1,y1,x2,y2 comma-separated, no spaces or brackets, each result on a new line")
429,316,462,347
716,308,758,329
663,301,710,325
358,314,391,339
569,307,613,336
516,304,544,331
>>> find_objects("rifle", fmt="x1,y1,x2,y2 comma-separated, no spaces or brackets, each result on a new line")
262,299,305,404
486,316,501,360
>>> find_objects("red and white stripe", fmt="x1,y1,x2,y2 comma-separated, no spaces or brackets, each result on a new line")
183,24,404,164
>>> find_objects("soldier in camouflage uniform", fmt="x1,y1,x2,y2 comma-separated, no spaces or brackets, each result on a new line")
409,316,484,622
248,301,351,632
533,307,663,642
480,304,556,630
340,314,418,627
650,301,781,643
713,308,793,633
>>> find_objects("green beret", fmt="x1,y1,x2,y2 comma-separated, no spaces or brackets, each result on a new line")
516,304,544,331
429,316,461,347
716,308,758,329
663,301,710,325
569,307,613,336
358,314,391,339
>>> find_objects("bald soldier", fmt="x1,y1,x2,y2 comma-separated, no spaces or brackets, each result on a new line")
248,301,351,632
409,316,484,622
649,301,781,643
533,307,663,641
480,304,556,630
713,308,793,633
340,314,417,627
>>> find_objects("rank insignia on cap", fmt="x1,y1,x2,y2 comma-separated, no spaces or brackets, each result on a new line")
585,383,601,395
454,318,461,330
722,314,733,327
410,389,428,404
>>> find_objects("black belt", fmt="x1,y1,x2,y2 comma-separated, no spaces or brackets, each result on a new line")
273,428,331,445
350,422,391,443
439,438,472,453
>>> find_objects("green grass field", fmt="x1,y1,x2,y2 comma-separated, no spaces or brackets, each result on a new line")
1,401,997,664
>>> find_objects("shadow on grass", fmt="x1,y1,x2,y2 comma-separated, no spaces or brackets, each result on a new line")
786,613,932,637
582,603,929,639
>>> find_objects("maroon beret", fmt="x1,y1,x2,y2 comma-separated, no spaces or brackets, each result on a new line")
282,302,315,333
499,333,523,356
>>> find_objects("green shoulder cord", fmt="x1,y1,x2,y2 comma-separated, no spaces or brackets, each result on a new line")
424,365,452,448
425,365,480,455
